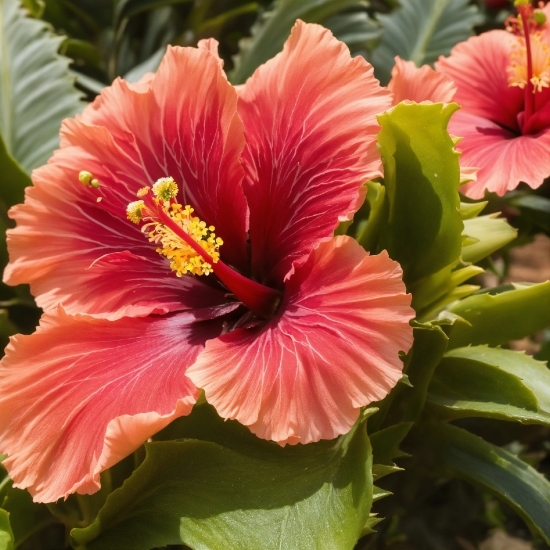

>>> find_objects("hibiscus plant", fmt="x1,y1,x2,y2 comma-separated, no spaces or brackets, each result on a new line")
0,0,549,549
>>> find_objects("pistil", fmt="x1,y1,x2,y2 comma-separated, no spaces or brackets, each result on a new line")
127,178,281,319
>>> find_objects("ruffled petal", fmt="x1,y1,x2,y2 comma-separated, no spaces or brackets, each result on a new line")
388,57,456,104
0,307,229,503
238,20,392,286
187,236,414,445
436,31,524,133
80,46,249,271
5,165,228,318
451,111,550,198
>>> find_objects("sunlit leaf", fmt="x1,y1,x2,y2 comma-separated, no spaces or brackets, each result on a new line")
376,102,463,284
445,281,550,348
428,346,550,425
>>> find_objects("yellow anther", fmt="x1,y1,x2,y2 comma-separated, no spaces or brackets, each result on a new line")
127,200,146,224
508,33,550,92
137,186,150,197
152,177,179,201
79,171,93,185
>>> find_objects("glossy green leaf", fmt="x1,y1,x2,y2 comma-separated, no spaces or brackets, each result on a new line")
230,0,367,84
428,346,550,424
459,201,487,220
0,0,84,173
508,193,550,232
372,0,482,84
446,281,550,348
419,423,550,544
376,102,463,284
72,405,374,550
0,510,13,550
461,214,517,264
370,422,412,465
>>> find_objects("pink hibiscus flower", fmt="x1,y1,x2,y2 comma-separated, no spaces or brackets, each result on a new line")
436,1,550,198
0,21,414,503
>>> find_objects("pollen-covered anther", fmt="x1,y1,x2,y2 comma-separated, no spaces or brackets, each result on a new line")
78,170,100,189
508,33,550,92
144,203,222,277
152,177,179,201
127,200,147,224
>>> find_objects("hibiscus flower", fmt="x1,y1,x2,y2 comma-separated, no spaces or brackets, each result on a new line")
0,21,414,503
436,1,550,198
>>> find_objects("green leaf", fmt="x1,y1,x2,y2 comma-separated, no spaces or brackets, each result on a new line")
0,463,57,548
370,422,412,465
0,510,13,550
419,422,550,544
372,0,482,84
508,193,550,233
72,405,375,550
376,102,463,285
355,180,387,252
372,322,449,430
461,214,517,264
445,281,550,348
0,133,31,208
427,346,550,425
230,0,367,84
0,0,84,173
323,11,381,55
460,201,488,220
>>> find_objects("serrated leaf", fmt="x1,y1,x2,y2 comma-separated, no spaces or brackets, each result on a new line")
460,201,487,220
428,346,550,425
230,0,368,84
372,323,448,430
361,513,383,535
372,0,482,84
370,422,412,465
445,281,550,348
376,102,463,285
419,423,550,544
0,0,84,174
72,404,375,550
461,214,517,264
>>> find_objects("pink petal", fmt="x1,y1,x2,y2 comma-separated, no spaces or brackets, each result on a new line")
197,38,224,71
436,31,524,133
238,20,392,285
187,236,414,445
4,132,225,319
388,57,456,104
0,307,228,503
80,46,249,271
451,111,550,198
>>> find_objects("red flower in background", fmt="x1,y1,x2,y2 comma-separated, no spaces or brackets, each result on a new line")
437,2,550,198
0,21,414,503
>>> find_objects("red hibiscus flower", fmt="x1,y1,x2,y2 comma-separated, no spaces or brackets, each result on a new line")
0,21,414,503
436,1,550,198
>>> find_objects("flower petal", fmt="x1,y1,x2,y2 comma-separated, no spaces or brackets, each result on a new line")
80,46,249,271
238,20,392,285
187,236,414,445
0,308,227,502
436,31,524,133
388,57,456,104
451,111,550,198
4,137,225,319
